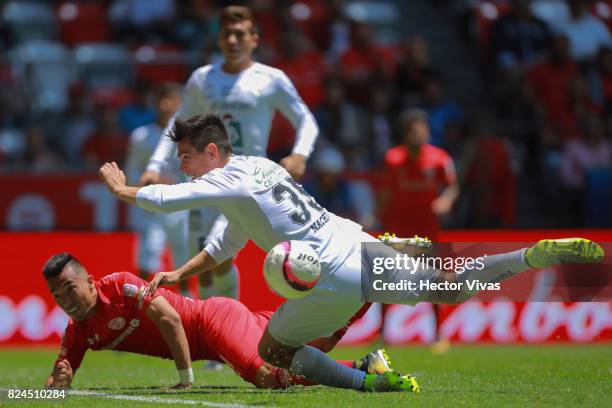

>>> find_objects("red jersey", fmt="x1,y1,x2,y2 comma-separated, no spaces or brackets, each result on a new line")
381,144,456,239
56,272,219,371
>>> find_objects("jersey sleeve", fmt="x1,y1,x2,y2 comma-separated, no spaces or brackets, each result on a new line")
270,71,319,158
146,69,208,174
55,321,87,372
203,220,249,264
136,167,245,213
439,151,457,186
99,272,159,311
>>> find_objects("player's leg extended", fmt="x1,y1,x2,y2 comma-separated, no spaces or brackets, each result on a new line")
366,237,604,304
258,248,419,392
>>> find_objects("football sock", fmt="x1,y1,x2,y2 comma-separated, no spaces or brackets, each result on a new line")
289,346,365,390
287,359,354,385
455,249,529,298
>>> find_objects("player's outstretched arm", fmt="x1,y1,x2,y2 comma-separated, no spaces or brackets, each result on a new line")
45,359,73,389
145,250,218,296
146,297,193,388
99,162,140,204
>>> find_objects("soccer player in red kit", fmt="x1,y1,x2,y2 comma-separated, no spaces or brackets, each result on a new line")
378,108,459,354
379,108,458,240
43,252,384,389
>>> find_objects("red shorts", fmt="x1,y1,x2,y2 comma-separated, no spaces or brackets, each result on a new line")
201,297,273,384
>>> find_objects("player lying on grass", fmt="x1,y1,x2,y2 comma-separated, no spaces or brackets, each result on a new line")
43,253,386,390
99,114,604,393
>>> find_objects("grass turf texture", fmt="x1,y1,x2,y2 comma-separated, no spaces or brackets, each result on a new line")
0,344,611,407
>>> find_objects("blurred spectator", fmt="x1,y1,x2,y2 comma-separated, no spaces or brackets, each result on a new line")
314,79,365,164
109,0,176,43
396,35,437,100
457,121,517,227
22,127,63,173
554,0,612,62
422,73,463,148
305,146,376,229
61,85,96,168
568,73,602,129
586,46,612,105
364,86,394,165
560,114,612,225
489,0,552,71
82,106,127,171
338,21,397,104
378,109,458,240
118,81,155,133
175,0,219,52
525,34,577,137
274,29,328,109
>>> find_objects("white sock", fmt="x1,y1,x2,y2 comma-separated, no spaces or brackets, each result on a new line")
213,264,239,299
456,249,529,297
289,346,365,390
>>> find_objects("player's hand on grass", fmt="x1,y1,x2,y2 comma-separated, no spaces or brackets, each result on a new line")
50,359,73,388
280,153,306,180
139,170,161,186
99,162,127,195
145,271,180,296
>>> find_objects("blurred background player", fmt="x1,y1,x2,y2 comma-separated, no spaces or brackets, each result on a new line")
378,108,459,354
139,5,318,303
125,82,191,297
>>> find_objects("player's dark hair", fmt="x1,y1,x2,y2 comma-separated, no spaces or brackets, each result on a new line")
220,5,258,33
170,114,233,156
153,82,181,102
399,108,429,132
42,252,81,279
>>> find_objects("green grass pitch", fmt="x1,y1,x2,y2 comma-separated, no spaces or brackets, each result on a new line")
1,344,610,407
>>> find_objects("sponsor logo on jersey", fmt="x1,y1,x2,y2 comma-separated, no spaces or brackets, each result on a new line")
123,284,138,298
102,319,140,350
108,317,126,331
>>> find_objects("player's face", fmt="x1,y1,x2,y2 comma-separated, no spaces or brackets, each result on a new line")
47,265,97,322
177,138,216,179
157,92,181,116
405,120,430,148
218,21,258,65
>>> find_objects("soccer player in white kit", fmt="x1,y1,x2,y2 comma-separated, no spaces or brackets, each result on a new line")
100,114,604,392
124,83,191,296
138,5,318,300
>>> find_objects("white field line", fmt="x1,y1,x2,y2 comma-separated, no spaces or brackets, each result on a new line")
70,390,270,408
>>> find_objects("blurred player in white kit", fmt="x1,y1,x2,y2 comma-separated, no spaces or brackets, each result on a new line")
138,5,318,300
125,83,191,296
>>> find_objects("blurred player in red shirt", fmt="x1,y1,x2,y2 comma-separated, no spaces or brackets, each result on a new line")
43,253,382,389
378,109,458,354
379,108,458,241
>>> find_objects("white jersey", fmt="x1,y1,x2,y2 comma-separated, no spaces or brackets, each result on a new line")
146,62,319,173
125,123,183,184
137,156,363,276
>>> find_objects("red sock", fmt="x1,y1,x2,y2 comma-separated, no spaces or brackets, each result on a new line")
288,360,355,386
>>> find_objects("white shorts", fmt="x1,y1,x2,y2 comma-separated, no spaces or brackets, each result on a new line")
267,236,373,347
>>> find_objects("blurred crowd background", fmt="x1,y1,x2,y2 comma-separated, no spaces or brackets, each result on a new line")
1,0,611,231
